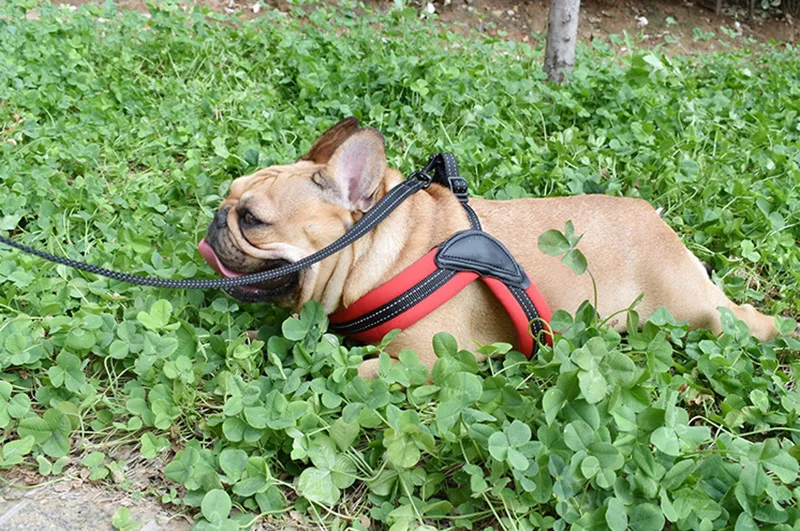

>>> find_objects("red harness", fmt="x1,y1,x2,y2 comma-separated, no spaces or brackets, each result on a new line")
329,154,553,358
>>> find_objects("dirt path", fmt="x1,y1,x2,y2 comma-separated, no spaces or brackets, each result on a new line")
0,480,191,531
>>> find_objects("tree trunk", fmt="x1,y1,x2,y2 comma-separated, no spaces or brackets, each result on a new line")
544,0,581,84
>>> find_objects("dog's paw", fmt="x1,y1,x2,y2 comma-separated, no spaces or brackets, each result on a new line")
357,358,381,380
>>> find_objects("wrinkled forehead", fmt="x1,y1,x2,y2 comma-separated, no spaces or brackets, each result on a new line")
228,160,320,199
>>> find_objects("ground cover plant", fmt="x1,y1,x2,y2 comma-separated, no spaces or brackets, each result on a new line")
1,1,800,529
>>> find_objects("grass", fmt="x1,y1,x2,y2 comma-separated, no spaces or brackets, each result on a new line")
0,1,799,530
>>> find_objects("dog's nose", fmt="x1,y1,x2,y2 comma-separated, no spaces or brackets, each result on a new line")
214,207,231,229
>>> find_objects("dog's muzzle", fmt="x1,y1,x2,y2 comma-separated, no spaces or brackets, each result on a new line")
198,223,300,303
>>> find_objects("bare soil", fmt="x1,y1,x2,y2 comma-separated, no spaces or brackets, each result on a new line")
0,477,192,531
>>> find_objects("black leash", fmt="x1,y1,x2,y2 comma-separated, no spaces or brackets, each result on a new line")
0,155,464,290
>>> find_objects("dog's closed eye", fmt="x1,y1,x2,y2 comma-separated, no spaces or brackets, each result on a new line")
239,208,270,228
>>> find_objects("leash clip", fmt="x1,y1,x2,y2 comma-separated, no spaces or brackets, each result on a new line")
410,170,434,188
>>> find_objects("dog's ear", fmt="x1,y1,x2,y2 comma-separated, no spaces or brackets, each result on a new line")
327,127,386,212
300,117,360,164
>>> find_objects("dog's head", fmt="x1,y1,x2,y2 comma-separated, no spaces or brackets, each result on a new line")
198,117,390,308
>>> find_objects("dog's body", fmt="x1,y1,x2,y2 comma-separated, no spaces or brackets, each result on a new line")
200,118,784,378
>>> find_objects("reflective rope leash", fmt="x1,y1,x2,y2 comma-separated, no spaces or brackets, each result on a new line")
0,171,433,290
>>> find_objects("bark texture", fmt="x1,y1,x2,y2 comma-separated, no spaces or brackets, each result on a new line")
544,0,581,85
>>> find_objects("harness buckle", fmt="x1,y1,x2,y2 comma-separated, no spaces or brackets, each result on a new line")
444,175,470,204
426,153,470,204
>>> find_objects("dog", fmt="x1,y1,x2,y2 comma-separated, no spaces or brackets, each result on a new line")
199,117,790,379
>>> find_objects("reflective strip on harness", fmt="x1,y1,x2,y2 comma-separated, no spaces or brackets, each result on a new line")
329,246,553,357
329,249,441,324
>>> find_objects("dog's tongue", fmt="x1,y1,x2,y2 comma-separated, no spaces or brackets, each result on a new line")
198,239,242,278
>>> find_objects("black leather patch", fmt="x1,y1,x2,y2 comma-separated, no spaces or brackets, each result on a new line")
435,230,531,289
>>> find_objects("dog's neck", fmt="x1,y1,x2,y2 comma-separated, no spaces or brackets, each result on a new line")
309,168,473,314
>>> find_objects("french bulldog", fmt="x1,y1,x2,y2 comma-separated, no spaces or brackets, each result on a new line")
199,117,790,378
